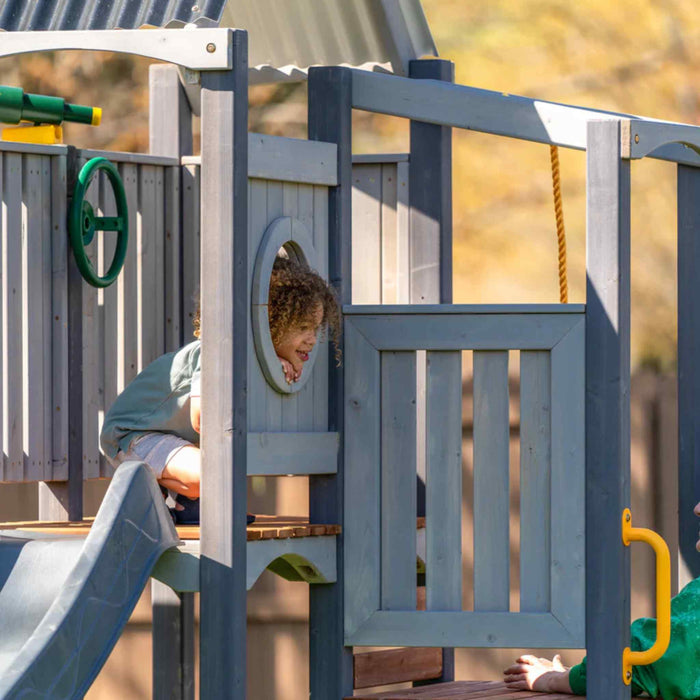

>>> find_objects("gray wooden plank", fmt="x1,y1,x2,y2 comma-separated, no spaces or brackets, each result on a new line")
152,581,195,700
249,132,337,185
352,153,409,164
295,183,316,431
154,167,166,355
248,178,268,432
247,432,338,475
380,163,398,304
409,59,454,306
677,164,700,586
348,312,583,351
138,164,159,369
519,351,551,613
119,163,139,388
3,153,23,481
396,161,410,304
149,63,194,161
181,163,200,342
550,319,585,642
39,156,53,481
198,31,249,699
64,147,83,514
263,180,284,430
347,610,580,649
349,68,700,167
78,148,179,167
308,65,355,700
81,163,100,480
425,351,462,611
351,163,382,304
164,166,181,352
344,303,586,315
100,168,119,477
0,142,67,156
23,154,48,481
93,172,109,478
343,320,381,636
312,185,330,432
281,182,300,431
585,119,631,699
49,153,68,482
473,350,510,611
381,351,417,610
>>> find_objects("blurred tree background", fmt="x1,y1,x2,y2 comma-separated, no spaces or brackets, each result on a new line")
1,0,698,368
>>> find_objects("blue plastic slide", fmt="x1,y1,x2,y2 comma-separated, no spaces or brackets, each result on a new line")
0,462,179,699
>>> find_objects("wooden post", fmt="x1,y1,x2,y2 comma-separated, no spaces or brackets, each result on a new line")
148,64,195,699
39,147,82,522
198,29,249,699
408,58,455,685
408,59,454,306
152,581,195,700
677,163,700,587
585,120,631,699
308,66,354,700
149,64,194,160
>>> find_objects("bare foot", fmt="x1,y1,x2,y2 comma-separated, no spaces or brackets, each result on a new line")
503,654,572,694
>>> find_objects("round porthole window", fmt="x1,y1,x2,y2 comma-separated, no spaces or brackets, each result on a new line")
251,217,321,394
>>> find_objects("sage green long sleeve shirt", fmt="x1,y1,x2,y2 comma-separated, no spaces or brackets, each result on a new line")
569,576,700,699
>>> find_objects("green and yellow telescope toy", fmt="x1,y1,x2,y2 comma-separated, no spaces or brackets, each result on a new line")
0,85,101,145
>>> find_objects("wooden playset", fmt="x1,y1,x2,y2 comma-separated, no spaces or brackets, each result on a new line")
0,4,699,699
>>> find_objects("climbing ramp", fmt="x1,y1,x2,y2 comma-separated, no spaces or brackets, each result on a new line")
0,462,179,699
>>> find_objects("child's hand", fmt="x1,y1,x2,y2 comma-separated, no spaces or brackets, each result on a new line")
278,357,301,384
503,654,571,693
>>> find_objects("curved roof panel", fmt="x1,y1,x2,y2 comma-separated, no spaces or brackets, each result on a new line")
0,0,436,79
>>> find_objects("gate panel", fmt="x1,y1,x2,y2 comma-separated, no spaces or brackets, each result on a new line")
344,305,585,648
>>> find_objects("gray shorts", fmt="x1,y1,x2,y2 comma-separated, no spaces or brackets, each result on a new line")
112,433,194,479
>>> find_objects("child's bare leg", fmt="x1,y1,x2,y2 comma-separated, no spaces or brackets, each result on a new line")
159,445,201,499
503,655,572,694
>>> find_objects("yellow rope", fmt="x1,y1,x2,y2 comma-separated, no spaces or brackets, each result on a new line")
549,145,568,304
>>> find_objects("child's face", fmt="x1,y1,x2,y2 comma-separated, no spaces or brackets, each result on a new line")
274,303,324,378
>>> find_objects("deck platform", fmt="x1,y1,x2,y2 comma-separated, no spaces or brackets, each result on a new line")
0,515,341,590
350,680,645,699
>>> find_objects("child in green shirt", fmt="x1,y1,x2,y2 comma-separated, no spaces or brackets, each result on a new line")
504,503,700,699
100,257,339,523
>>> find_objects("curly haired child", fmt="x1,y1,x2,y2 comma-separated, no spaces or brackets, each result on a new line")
100,255,340,524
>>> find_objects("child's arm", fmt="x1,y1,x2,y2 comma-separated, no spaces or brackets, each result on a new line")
191,396,201,434
503,655,573,694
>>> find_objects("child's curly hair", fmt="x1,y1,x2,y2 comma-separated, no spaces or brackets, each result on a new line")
191,256,341,361
268,256,341,363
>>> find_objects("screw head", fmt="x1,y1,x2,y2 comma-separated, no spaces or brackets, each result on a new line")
206,42,216,53
626,670,632,681
625,512,631,522
634,134,640,144
191,4,200,11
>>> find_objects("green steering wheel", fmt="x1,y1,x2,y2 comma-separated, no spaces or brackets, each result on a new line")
68,157,128,288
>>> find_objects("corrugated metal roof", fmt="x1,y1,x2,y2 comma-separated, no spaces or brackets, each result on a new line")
0,0,436,79
0,0,226,31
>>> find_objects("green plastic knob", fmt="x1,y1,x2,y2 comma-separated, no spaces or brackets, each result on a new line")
68,158,128,288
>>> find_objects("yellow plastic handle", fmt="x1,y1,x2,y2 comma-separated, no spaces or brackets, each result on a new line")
621,508,671,685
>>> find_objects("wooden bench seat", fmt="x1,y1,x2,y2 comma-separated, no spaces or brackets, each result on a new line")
349,680,645,699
